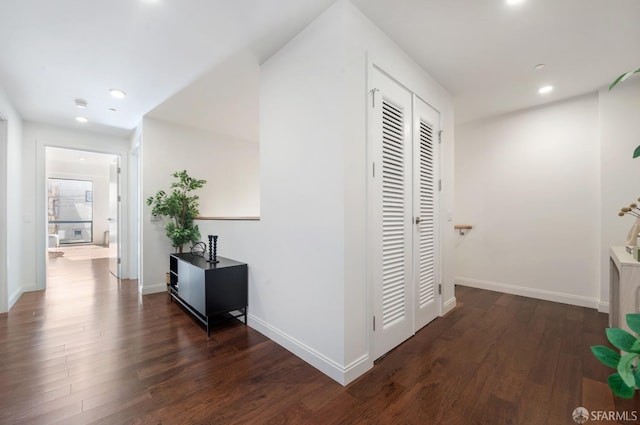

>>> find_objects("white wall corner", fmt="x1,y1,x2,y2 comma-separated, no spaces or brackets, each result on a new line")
598,301,609,314
8,285,23,310
343,354,373,386
455,277,601,309
442,296,457,315
248,313,368,386
139,283,167,296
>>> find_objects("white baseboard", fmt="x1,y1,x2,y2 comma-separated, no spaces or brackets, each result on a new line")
8,286,23,310
442,296,456,315
139,283,167,295
598,301,609,314
248,313,372,386
455,277,601,309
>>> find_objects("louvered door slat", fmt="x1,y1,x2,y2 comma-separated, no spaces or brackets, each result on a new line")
381,98,406,328
418,119,436,308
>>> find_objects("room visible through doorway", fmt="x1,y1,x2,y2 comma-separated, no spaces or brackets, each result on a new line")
45,147,120,284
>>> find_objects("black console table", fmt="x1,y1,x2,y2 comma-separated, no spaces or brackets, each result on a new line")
169,253,248,336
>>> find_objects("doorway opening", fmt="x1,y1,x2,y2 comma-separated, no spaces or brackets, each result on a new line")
45,147,120,283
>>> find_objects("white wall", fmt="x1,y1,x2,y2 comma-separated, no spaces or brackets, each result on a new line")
204,0,453,385
22,122,132,292
139,117,260,294
138,0,453,385
339,1,456,371
129,127,141,280
599,78,640,309
258,2,349,372
47,157,111,245
454,93,601,307
0,85,23,312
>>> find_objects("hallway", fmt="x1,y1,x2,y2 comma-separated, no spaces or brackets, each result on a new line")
0,256,625,424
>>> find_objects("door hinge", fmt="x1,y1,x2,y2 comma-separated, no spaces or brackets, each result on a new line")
117,167,121,174
118,258,121,264
372,162,376,178
118,195,121,202
373,316,376,331
438,180,442,191
370,88,379,108
438,130,443,144
438,284,442,295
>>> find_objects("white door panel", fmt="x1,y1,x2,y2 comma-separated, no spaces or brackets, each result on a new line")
109,159,120,278
370,69,442,360
371,68,413,360
413,96,440,330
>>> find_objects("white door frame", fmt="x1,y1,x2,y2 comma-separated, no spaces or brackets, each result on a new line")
108,157,121,278
37,142,129,290
0,116,7,313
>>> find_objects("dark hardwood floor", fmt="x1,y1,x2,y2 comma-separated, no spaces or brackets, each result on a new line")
0,255,635,424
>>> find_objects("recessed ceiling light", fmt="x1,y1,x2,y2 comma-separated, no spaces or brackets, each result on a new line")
538,85,554,95
75,116,88,123
79,156,86,161
109,88,126,99
506,0,525,4
74,98,88,108
534,64,545,71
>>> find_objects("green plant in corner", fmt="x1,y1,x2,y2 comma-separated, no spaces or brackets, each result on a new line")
591,314,640,399
146,170,207,253
609,66,640,158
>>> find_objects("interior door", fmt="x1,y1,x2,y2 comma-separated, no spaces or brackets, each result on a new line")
413,96,441,330
371,68,414,360
108,158,120,278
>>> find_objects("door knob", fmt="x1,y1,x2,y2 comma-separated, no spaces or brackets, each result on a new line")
415,217,422,225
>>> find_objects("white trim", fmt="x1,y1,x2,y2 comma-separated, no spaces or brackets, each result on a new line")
598,301,609,314
8,286,23,310
442,296,456,315
0,118,6,313
248,313,373,386
140,283,167,295
455,276,600,309
33,126,132,291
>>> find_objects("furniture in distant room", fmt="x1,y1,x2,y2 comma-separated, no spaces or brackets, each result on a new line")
609,246,640,334
169,253,248,336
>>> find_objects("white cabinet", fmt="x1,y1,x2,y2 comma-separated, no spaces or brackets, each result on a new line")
610,246,640,333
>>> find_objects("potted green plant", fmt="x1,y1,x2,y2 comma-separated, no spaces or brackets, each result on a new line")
146,170,207,253
592,314,640,398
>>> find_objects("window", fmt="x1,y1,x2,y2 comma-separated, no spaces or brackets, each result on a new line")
47,178,93,244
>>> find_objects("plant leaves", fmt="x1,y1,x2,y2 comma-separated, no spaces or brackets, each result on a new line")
634,366,640,389
606,328,637,352
633,145,640,159
147,171,207,248
609,67,640,90
630,338,640,354
609,372,635,399
630,314,640,333
618,353,639,388
591,345,621,369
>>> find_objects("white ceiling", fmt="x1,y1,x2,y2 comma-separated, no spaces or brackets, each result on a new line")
146,50,261,142
352,0,640,123
0,0,638,138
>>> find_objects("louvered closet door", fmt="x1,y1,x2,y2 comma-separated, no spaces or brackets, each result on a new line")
371,68,413,360
413,96,440,330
